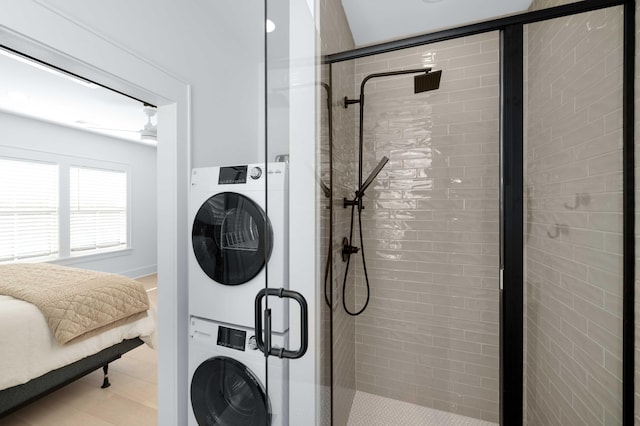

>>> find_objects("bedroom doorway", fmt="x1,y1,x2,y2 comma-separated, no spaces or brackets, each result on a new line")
0,45,160,275
1,3,190,420
0,42,173,424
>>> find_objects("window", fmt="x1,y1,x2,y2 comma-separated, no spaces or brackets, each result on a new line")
0,154,129,263
0,158,59,262
70,167,127,254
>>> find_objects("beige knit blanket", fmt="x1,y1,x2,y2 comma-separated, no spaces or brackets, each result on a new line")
0,263,149,345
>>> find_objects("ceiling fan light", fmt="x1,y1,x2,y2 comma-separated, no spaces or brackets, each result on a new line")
140,123,157,141
140,105,157,141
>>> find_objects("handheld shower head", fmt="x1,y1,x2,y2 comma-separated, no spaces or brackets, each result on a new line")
357,156,389,199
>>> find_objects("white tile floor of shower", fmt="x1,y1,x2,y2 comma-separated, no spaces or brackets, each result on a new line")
347,391,497,426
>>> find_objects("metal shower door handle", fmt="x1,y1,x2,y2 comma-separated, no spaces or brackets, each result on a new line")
254,288,308,359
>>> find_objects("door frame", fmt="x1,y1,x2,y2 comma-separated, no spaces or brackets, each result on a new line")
0,3,191,424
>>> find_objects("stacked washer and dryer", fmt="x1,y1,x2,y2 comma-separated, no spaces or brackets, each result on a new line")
188,163,291,426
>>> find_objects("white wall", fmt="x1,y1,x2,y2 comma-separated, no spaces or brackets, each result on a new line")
36,0,265,167
0,111,157,278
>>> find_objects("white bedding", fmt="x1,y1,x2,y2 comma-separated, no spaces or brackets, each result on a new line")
0,294,156,391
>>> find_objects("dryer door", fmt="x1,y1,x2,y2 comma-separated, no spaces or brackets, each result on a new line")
192,192,273,285
191,356,271,425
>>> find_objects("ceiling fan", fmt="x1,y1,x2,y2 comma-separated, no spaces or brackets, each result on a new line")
139,106,157,141
76,105,157,142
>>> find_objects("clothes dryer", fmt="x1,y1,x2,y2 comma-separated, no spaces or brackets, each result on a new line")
189,163,288,331
188,316,288,426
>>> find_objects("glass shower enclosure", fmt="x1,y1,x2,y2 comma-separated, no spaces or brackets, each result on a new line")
323,0,635,424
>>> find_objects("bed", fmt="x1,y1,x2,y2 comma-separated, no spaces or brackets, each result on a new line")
0,263,157,418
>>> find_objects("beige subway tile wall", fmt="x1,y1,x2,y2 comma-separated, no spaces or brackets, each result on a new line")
322,0,358,423
341,32,501,423
525,5,624,425
319,2,350,423
332,57,358,426
318,59,332,425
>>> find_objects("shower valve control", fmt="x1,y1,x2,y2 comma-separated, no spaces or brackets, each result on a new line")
249,167,262,180
342,237,359,262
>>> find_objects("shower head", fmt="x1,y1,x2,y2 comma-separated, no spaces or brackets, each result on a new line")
414,69,442,94
357,156,389,199
345,68,443,108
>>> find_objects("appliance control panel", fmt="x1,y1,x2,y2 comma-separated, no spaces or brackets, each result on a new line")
218,165,248,184
192,163,286,190
217,325,246,351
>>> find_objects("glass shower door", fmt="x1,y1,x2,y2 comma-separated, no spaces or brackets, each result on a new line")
331,31,502,425
259,0,324,425
523,6,625,424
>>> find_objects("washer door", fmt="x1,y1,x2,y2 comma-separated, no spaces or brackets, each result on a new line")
192,192,273,285
191,356,271,426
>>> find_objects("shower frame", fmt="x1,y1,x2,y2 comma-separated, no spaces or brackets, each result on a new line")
324,0,636,424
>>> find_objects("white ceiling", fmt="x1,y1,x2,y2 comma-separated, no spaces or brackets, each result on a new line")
0,48,153,144
0,2,533,140
342,0,534,46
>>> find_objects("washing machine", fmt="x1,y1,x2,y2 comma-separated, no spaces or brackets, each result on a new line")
189,163,288,332
188,316,288,426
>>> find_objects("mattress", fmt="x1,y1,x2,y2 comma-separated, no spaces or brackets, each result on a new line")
0,294,156,391
0,263,150,345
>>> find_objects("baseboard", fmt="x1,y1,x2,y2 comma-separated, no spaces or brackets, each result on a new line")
123,264,157,279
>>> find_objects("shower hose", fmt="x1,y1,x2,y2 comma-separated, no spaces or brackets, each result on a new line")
342,202,371,316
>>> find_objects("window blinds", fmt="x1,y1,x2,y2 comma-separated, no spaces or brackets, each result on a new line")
70,167,127,253
0,158,59,262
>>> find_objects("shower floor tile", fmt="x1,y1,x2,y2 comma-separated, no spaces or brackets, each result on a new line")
347,391,497,426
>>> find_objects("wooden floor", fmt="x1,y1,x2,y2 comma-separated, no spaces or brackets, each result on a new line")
1,275,159,426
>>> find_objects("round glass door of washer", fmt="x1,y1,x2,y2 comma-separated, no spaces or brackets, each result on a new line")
192,192,273,286
191,356,271,425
